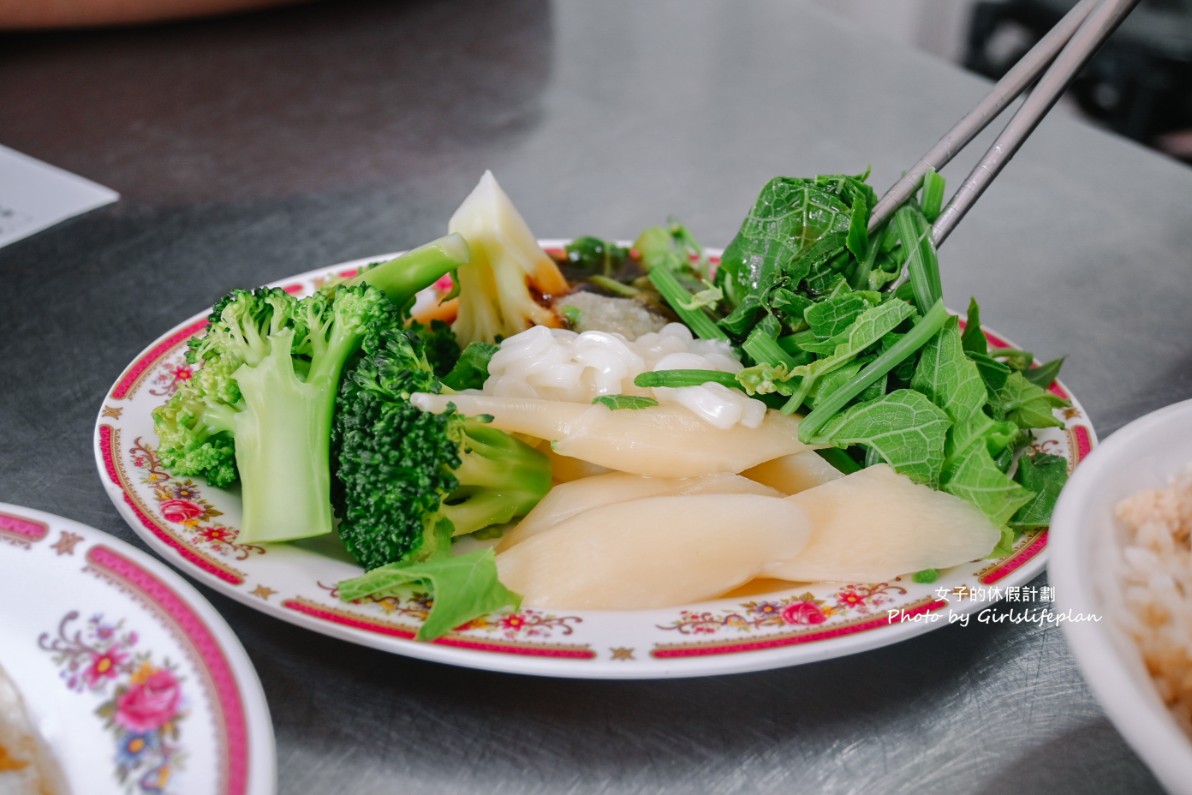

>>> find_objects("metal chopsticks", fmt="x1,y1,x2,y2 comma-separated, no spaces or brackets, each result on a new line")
869,0,1141,249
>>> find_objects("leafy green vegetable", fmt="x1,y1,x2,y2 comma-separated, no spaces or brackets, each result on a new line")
995,371,1066,430
911,317,1002,456
809,389,951,486
337,540,521,641
564,236,630,277
1010,452,1070,530
892,204,942,316
441,341,499,391
648,266,727,341
798,299,949,437
940,442,1033,529
631,169,1072,541
592,395,660,410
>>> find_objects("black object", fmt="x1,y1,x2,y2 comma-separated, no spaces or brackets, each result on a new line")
965,0,1192,151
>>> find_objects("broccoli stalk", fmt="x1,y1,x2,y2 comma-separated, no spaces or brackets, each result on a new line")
153,235,471,544
441,420,552,537
163,286,395,544
331,322,551,571
348,233,470,307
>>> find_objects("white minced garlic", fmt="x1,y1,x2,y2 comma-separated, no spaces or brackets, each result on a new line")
474,323,767,430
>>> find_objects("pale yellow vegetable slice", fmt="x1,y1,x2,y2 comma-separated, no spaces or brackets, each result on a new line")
540,442,610,483
764,464,1001,583
742,451,845,495
495,493,810,610
447,170,570,345
410,393,813,478
498,471,780,551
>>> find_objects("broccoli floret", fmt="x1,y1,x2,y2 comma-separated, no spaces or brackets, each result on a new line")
331,324,551,571
153,284,400,544
407,319,462,377
151,234,471,544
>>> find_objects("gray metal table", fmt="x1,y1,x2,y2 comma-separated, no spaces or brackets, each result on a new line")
2,1,1190,792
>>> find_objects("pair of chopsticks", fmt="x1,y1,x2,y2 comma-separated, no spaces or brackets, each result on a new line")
869,0,1140,249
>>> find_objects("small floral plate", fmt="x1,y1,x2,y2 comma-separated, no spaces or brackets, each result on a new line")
93,247,1097,680
0,503,276,794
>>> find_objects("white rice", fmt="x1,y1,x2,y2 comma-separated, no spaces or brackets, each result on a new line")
1114,465,1192,736
478,322,768,430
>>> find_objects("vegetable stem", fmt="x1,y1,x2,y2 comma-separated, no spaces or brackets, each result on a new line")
647,267,728,341
798,299,949,440
350,233,471,304
742,326,798,368
633,369,742,389
894,206,942,315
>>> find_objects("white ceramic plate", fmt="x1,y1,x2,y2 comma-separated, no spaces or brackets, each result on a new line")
93,245,1096,679
1049,398,1192,794
0,503,276,794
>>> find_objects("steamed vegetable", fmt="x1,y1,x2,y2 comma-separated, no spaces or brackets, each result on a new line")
152,238,468,545
765,464,1001,583
331,319,552,570
409,393,816,478
498,471,780,550
148,166,1076,638
632,171,1070,546
153,284,397,543
448,170,570,345
494,493,811,610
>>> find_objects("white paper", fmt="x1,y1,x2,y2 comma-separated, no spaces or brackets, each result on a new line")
0,144,119,248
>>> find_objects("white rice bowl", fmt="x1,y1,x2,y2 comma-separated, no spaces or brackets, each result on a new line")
1050,398,1192,794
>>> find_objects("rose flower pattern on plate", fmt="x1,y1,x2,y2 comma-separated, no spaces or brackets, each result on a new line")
40,611,189,794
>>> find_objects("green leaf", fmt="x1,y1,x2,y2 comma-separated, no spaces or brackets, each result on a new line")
911,316,995,455
592,394,660,411
717,177,854,306
441,341,499,391
968,351,1012,394
1010,452,1069,530
338,548,521,641
942,443,1033,529
1023,356,1065,389
804,293,870,340
959,298,988,356
797,299,949,437
785,299,916,406
811,389,951,486
995,371,1066,430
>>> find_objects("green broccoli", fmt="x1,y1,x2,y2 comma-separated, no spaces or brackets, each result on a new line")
152,234,470,544
331,323,551,571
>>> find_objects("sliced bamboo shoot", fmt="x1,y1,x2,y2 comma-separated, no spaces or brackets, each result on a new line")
742,451,845,495
765,464,1000,583
496,493,810,609
498,471,780,551
410,393,813,478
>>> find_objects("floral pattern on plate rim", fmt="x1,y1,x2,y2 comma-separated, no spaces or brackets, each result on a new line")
94,249,1098,676
40,611,189,794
